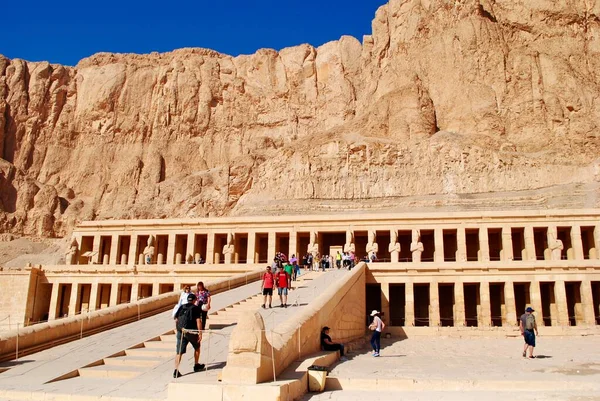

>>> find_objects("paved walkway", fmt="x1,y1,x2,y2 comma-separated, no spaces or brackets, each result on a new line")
302,335,600,401
0,269,347,400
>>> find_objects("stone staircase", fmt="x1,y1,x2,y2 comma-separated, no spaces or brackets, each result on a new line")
73,272,318,381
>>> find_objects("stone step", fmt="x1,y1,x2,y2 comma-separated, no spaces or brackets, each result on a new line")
160,334,176,342
143,341,173,349
103,356,162,368
78,364,143,379
125,347,173,358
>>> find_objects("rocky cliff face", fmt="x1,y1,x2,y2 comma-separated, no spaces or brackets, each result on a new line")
1,0,600,237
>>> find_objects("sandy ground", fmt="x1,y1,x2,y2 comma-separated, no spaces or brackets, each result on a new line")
303,335,600,401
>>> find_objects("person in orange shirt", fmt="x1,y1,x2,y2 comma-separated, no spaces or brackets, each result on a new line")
261,266,275,309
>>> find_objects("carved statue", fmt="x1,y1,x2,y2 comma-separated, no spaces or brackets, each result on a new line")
186,254,194,264
143,235,156,265
547,228,564,261
366,230,378,255
410,229,424,262
65,237,79,265
344,230,355,253
223,232,235,255
308,231,319,256
388,230,401,254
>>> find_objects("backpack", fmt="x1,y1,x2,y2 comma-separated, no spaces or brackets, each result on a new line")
525,314,535,330
177,304,195,331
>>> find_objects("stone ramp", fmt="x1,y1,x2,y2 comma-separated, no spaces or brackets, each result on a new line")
0,269,341,400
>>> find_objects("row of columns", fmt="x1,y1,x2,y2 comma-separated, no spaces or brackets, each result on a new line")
74,224,600,266
380,279,598,327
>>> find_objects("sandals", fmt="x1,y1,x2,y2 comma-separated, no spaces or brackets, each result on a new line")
522,352,526,358
528,355,536,359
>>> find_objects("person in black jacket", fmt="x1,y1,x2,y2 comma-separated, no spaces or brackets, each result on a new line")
320,326,347,361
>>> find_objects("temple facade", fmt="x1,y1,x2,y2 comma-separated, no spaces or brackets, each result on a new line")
2,209,600,331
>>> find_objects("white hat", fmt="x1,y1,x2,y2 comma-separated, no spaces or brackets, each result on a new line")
370,310,379,317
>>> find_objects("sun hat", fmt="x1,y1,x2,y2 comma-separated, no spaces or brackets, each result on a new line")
370,310,379,317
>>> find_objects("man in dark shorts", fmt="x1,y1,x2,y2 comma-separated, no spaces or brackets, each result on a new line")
173,293,204,377
261,265,274,308
320,326,347,361
520,306,539,358
275,266,290,308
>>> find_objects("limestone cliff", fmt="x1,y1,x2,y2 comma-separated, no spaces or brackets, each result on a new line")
1,0,600,237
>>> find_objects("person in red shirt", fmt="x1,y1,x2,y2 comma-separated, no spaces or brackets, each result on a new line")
275,266,290,308
261,266,274,309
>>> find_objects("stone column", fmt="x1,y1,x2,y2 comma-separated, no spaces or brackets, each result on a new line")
524,226,536,261
109,283,119,307
405,282,415,326
594,226,600,259
186,232,196,263
529,281,543,325
267,231,276,262
390,229,400,263
478,282,491,327
478,227,490,262
434,228,444,263
580,280,596,325
92,235,101,264
89,283,99,312
569,225,583,260
457,227,467,262
554,280,569,326
128,234,138,266
130,284,139,303
429,281,440,327
67,284,79,317
47,283,61,320
454,282,465,327
247,232,256,264
504,281,517,326
289,231,298,259
501,226,513,261
206,232,215,264
381,282,390,326
166,233,176,264
108,235,118,264
152,283,160,297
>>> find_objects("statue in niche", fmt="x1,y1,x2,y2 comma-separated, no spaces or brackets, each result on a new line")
186,254,194,264
366,230,378,257
65,237,79,265
547,228,564,261
389,230,401,254
143,235,156,265
344,230,355,253
410,229,424,262
223,232,235,255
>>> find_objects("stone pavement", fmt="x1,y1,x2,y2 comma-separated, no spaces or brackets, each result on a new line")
301,335,600,401
0,268,346,400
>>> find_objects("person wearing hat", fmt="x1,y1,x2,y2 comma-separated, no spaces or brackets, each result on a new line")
173,292,204,377
369,310,385,357
519,306,539,358
320,326,347,361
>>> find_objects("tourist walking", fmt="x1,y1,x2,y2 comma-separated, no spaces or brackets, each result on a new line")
172,284,192,317
173,293,204,377
261,266,275,308
520,306,539,358
336,251,342,269
194,281,211,330
321,326,347,361
275,266,290,307
284,261,294,286
369,310,385,357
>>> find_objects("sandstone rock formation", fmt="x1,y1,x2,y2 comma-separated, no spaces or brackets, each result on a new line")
1,0,600,237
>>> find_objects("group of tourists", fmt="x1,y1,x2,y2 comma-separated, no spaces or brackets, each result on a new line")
172,282,212,378
261,262,293,308
302,251,361,271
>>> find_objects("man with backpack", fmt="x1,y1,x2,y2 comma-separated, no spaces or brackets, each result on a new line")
173,293,204,378
519,306,539,358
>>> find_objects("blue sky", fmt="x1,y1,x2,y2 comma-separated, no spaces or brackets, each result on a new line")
1,0,388,66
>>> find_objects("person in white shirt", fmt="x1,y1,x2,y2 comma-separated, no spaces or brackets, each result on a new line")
369,310,385,357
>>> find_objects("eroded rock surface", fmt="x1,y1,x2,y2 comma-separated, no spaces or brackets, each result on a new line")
1,0,600,237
